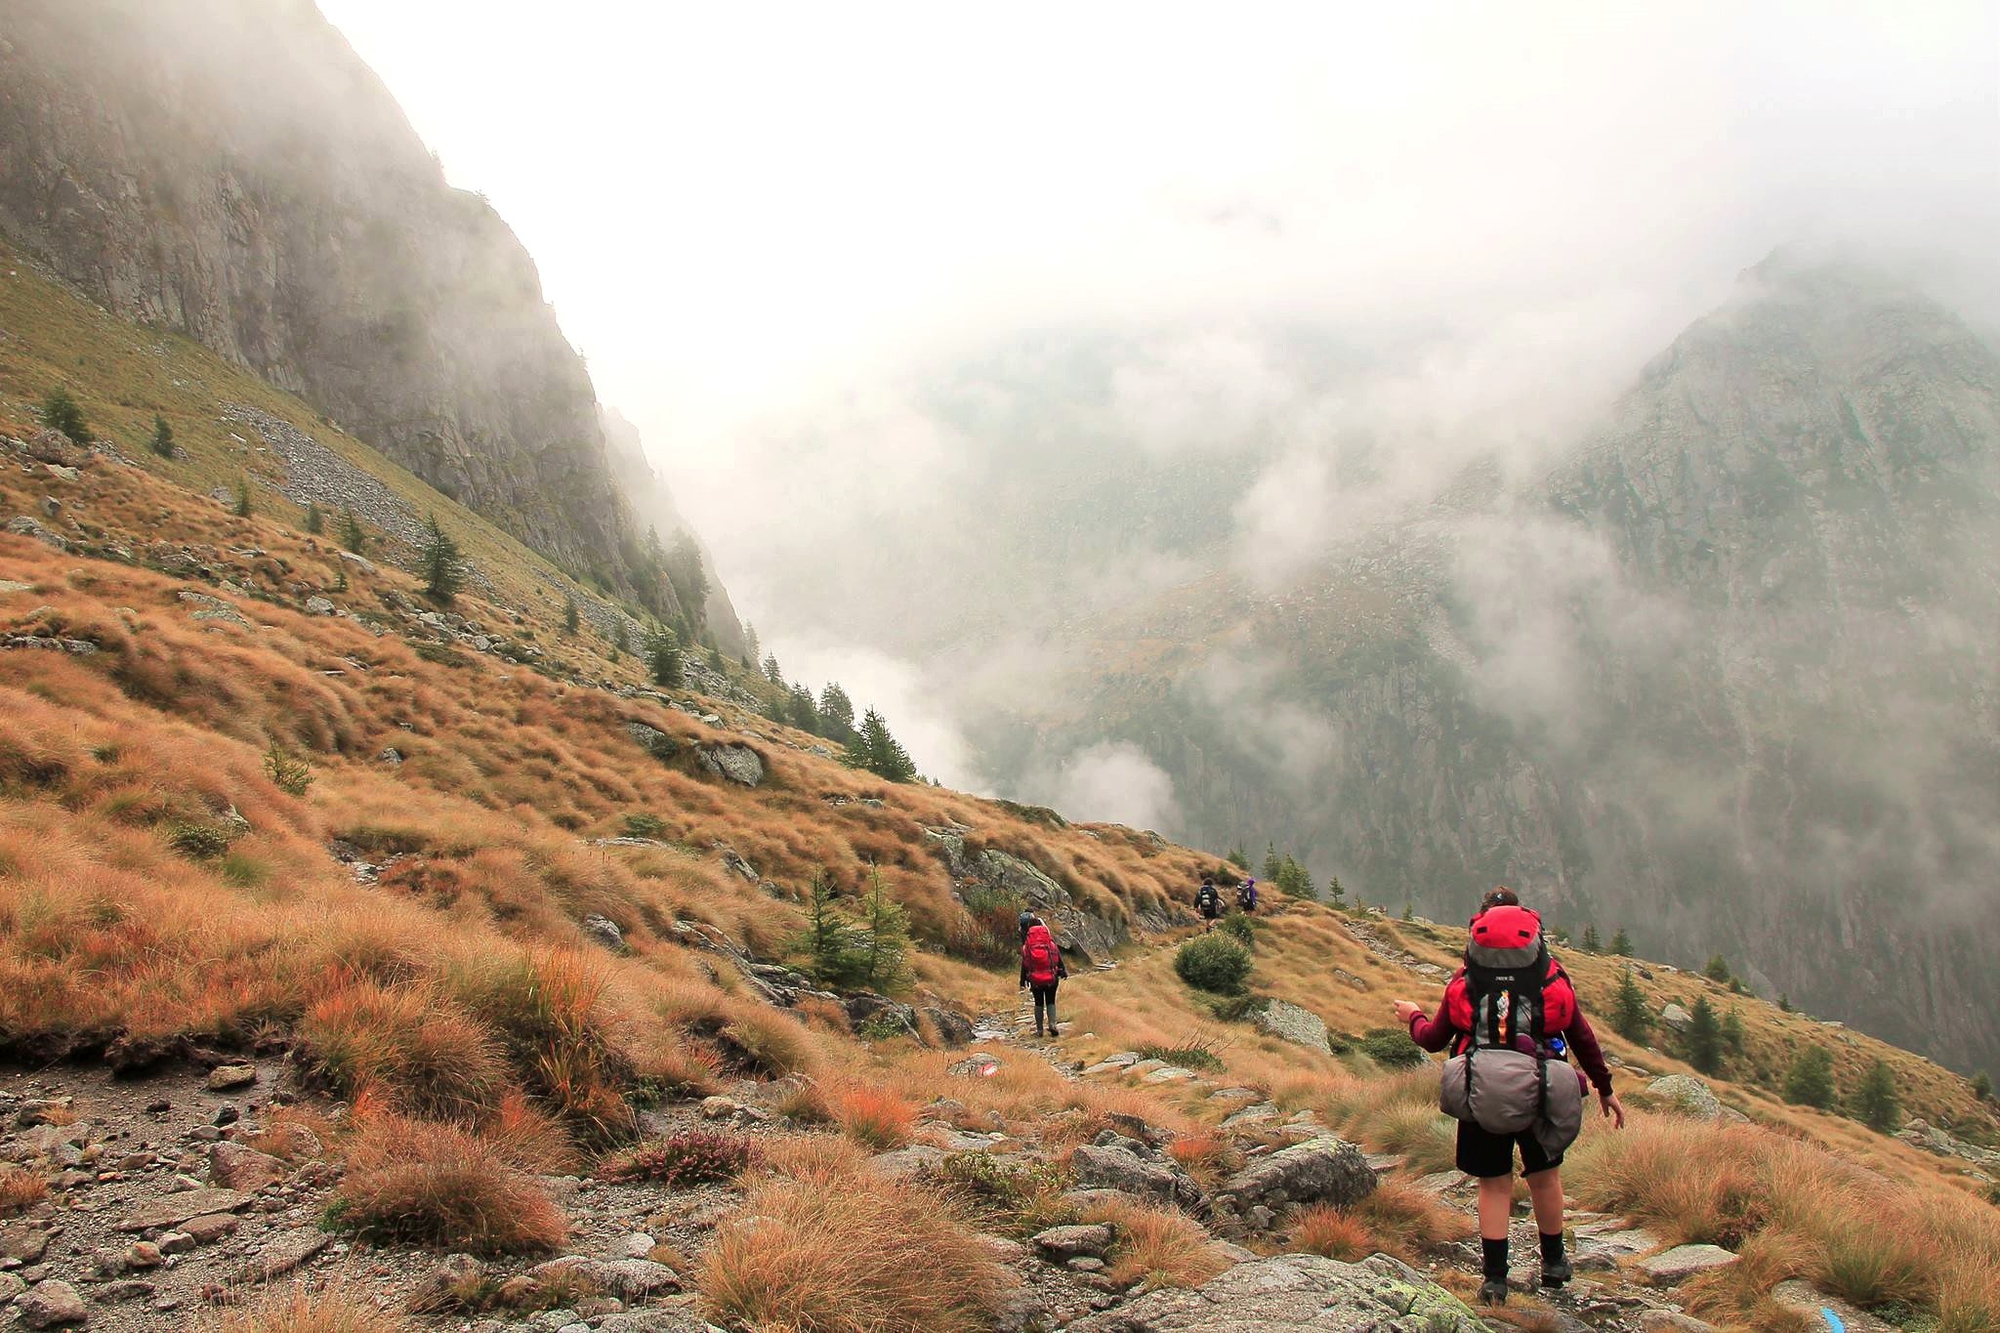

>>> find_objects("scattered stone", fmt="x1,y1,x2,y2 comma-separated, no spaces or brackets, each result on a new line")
1648,1075,1723,1120
1063,1254,1481,1331
581,914,626,951
123,1242,163,1270
949,1052,1002,1079
377,747,403,765
1657,1003,1693,1034
211,1103,239,1128
14,1099,72,1128
528,1256,682,1300
15,1280,88,1328
1638,1243,1739,1282
304,596,335,615
176,1213,241,1245
230,1230,328,1282
176,591,251,629
869,1145,947,1178
156,1233,195,1257
208,1141,286,1191
0,1272,23,1303
1638,1314,1721,1332
1032,1224,1116,1261
1255,1000,1331,1050
5,516,67,551
1069,1135,1205,1213
412,1254,486,1313
117,1189,250,1232
0,1225,51,1263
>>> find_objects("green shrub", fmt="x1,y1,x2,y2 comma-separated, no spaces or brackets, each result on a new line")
1358,1027,1427,1068
1174,933,1251,994
1207,993,1270,1023
1217,914,1256,948
1136,1034,1228,1073
1784,1047,1837,1109
920,1153,1076,1237
262,741,314,796
39,387,88,442
622,812,666,838
167,819,235,859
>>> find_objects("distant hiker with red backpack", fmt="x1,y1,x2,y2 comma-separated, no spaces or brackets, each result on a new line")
1392,887,1626,1307
1019,918,1069,1038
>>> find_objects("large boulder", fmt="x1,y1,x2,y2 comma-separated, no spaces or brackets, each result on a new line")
1648,1075,1723,1120
1069,1133,1206,1214
1209,1137,1376,1231
696,743,764,787
1064,1253,1482,1332
1657,1003,1693,1034
1256,1000,1331,1051
15,1279,88,1329
207,1141,286,1191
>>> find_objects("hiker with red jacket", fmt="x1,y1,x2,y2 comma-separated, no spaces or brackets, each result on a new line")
1391,887,1627,1307
1019,917,1069,1038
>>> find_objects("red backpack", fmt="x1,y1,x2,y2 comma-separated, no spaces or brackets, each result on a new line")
1022,925,1060,985
1443,904,1577,1047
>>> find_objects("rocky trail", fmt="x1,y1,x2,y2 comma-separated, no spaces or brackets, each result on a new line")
0,1000,1827,1333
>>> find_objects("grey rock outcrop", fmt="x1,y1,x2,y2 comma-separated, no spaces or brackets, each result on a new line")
1209,1137,1376,1230
1647,1075,1723,1120
1255,1000,1331,1051
1064,1253,1482,1332
696,743,765,787
927,827,1133,964
1069,1132,1206,1214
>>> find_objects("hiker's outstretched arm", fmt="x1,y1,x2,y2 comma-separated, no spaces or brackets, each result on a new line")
1400,1002,1454,1052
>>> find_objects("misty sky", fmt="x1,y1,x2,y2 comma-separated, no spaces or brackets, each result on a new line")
317,0,1999,789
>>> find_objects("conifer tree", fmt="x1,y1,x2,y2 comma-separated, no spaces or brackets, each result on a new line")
1686,996,1723,1074
818,682,855,737
149,414,174,458
1325,875,1346,909
666,531,710,621
39,387,88,442
563,596,580,633
338,507,366,554
231,475,253,517
304,501,324,534
1973,1071,1993,1102
1783,1047,1836,1109
1580,924,1601,952
419,512,466,602
646,625,682,687
1856,1059,1900,1132
1401,901,1415,922
1611,969,1651,1041
743,622,760,665
763,652,783,686
1262,844,1283,881
793,870,867,988
1610,927,1634,956
1704,954,1732,983
1779,994,1792,1012
1226,846,1250,871
857,866,912,993
787,683,819,732
845,708,917,783
707,643,723,671
1720,1007,1746,1055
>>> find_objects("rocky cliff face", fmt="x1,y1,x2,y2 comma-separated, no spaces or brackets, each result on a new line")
0,0,663,592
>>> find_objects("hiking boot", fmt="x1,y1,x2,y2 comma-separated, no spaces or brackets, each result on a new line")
1540,1258,1573,1288
1478,1279,1509,1306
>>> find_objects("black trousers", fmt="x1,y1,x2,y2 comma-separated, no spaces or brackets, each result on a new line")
1030,982,1060,1030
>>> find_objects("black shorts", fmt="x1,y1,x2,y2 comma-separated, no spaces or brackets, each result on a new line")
1455,1119,1564,1178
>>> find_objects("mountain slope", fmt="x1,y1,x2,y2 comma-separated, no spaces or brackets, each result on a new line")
0,0,718,617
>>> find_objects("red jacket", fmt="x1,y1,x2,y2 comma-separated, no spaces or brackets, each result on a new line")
1409,965,1615,1096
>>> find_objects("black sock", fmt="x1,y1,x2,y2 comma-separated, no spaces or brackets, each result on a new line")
1482,1237,1509,1282
1540,1231,1566,1265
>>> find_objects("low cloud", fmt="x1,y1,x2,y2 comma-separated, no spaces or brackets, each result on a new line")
1043,742,1182,833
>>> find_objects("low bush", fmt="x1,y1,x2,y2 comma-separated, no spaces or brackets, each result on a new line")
262,742,314,797
1137,1032,1230,1073
920,1152,1076,1238
1174,933,1251,994
331,1114,566,1255
1206,993,1270,1023
297,980,507,1121
600,1130,760,1188
1358,1027,1428,1068
621,812,666,838
1217,913,1257,947
700,1165,1007,1333
1290,1203,1374,1260
1080,1195,1232,1290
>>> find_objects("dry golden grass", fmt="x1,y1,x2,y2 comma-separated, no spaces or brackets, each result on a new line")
699,1152,1009,1333
1290,1203,1375,1260
831,1086,915,1149
208,1282,409,1333
332,1112,566,1255
0,1165,47,1216
1078,1195,1233,1290
1568,1115,2000,1327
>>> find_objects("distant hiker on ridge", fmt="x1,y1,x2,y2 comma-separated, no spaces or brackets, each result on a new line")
1019,917,1068,1038
1392,886,1626,1307
1195,875,1222,926
1237,876,1259,914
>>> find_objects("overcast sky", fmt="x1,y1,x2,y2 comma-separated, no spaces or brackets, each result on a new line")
315,0,1999,787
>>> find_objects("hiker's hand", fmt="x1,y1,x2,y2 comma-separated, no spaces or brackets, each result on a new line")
1601,1092,1627,1129
1392,1000,1421,1024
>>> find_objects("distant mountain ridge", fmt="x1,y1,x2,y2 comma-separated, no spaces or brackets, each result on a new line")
0,0,734,633
981,260,2000,1073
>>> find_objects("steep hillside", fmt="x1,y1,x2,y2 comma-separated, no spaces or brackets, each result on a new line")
0,0,726,624
983,261,2000,1077
0,262,1996,1333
